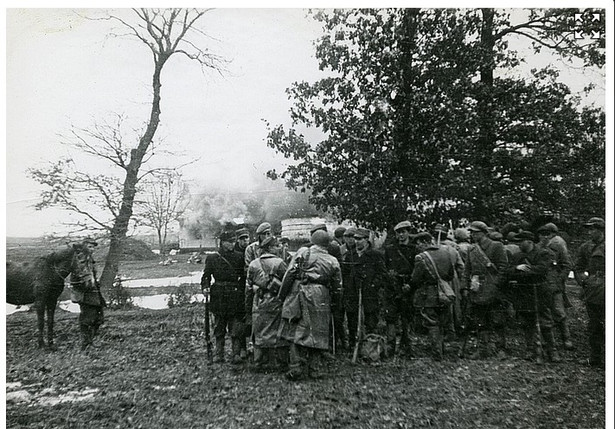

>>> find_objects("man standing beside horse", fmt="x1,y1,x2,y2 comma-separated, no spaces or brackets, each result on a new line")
70,238,106,351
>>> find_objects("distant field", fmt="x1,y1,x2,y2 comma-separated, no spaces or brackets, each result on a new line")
6,237,209,281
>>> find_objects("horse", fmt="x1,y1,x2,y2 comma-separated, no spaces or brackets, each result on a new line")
6,242,94,349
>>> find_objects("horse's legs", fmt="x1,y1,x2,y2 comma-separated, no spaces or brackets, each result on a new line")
47,301,57,350
36,302,46,348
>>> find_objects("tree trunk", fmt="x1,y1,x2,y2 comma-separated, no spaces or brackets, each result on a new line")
99,60,166,290
474,8,496,219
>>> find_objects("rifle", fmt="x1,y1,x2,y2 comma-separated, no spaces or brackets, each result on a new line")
457,293,471,358
351,287,363,364
532,281,543,359
203,286,213,365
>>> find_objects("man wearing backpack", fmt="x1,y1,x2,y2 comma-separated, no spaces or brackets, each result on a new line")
245,236,288,372
411,232,461,361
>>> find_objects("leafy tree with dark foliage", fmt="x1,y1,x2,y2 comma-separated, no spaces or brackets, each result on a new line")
267,8,605,230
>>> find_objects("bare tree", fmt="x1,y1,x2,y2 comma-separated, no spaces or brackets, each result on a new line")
137,171,190,255
29,9,225,289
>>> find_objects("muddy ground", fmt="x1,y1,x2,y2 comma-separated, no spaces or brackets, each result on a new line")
5,286,605,429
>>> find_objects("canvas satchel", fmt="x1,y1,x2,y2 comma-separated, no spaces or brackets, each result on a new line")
281,249,311,322
360,333,386,362
469,244,500,305
423,251,456,306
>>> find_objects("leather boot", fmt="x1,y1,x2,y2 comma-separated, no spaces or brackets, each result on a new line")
428,327,443,361
231,338,242,364
543,328,561,363
524,328,543,364
386,323,397,358
80,325,93,351
495,330,508,359
558,322,574,350
214,338,225,363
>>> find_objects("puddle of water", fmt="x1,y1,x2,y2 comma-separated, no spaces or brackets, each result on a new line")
121,272,202,288
7,293,206,315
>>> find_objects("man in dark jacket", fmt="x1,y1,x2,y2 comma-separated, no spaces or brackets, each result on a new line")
383,221,416,358
343,228,387,348
201,230,245,363
71,238,106,350
506,231,559,363
574,217,605,368
462,221,509,359
536,222,574,350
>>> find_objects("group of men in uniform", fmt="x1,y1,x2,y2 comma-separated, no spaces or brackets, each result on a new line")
200,215,606,380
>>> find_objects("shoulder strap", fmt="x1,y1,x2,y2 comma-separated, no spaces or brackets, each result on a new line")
216,252,236,271
473,243,498,272
422,251,442,281
396,248,412,266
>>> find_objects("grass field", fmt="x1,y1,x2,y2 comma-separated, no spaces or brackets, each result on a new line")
5,236,606,428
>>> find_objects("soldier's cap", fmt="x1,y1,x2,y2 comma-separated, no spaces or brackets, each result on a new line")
255,222,272,235
343,226,357,237
468,221,489,233
279,236,290,244
334,226,346,238
433,224,448,233
510,230,535,242
394,220,412,232
260,236,278,250
537,223,558,234
310,223,327,234
219,230,236,243
454,228,470,241
488,231,503,242
235,228,250,239
506,231,518,241
583,217,605,229
311,230,331,247
82,238,98,247
415,231,433,243
353,228,370,239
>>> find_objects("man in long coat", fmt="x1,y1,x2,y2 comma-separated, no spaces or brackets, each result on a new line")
201,230,245,363
280,230,342,380
246,236,288,372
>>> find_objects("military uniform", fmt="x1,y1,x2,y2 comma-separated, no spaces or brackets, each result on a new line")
537,224,574,349
70,241,105,350
506,236,558,363
282,231,342,380
246,248,288,371
343,243,387,346
383,240,416,356
574,217,605,367
411,240,459,361
462,222,509,358
201,244,245,362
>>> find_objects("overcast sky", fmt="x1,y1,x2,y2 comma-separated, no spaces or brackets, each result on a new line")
3,4,612,237
5,7,329,237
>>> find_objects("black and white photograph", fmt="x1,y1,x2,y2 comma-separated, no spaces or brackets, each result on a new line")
4,3,611,428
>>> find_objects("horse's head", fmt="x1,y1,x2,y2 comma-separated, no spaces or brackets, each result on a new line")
69,243,96,288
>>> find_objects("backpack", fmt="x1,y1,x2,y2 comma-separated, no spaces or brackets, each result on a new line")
360,333,386,362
